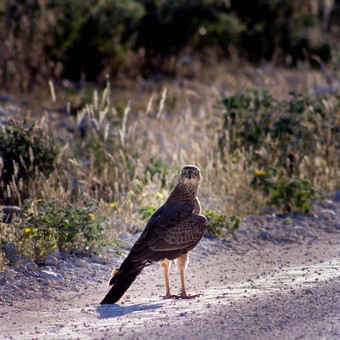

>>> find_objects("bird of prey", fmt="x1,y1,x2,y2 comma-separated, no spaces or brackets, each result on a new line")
101,165,207,304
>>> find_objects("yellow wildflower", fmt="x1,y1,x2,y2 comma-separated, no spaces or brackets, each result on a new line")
88,213,95,220
157,192,164,199
110,203,115,209
36,199,43,204
256,170,265,176
24,228,31,235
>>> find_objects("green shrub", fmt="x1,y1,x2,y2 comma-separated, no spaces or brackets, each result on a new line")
18,197,110,260
268,177,315,213
203,209,240,237
0,0,145,87
220,88,339,213
0,120,59,204
219,88,340,176
138,204,157,221
230,0,334,64
52,0,145,81
192,11,245,54
251,169,315,213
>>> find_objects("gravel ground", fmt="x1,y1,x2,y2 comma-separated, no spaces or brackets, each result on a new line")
0,197,339,339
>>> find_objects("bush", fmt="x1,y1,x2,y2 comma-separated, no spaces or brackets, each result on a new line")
219,88,340,176
51,0,145,81
219,87,339,213
135,1,246,72
17,197,109,260
191,11,245,55
251,168,315,213
0,0,338,87
138,204,157,221
135,0,213,73
0,120,59,204
203,209,240,237
230,0,334,64
0,0,144,87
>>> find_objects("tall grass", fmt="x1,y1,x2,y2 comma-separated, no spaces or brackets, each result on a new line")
1,64,339,266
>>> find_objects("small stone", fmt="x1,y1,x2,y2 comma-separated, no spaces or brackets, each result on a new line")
63,263,74,271
253,221,261,228
40,270,63,281
259,230,269,240
26,262,39,272
58,252,69,260
322,200,336,210
21,257,35,265
56,261,64,270
74,259,88,268
2,269,18,278
235,230,248,236
90,255,108,265
25,271,37,278
265,215,274,222
44,256,58,267
45,249,60,258
0,277,7,285
15,264,27,273
323,209,336,216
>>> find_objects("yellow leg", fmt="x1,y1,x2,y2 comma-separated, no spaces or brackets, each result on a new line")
176,253,200,299
160,260,171,297
176,254,188,297
179,267,187,297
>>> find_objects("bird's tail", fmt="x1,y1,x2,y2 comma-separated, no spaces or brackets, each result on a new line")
100,258,145,304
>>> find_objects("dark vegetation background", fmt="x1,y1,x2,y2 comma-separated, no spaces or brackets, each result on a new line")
1,0,340,90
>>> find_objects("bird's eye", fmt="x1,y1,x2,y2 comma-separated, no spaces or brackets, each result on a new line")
182,170,187,175
194,171,199,176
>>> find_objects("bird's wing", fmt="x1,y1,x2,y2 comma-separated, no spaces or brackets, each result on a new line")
129,202,206,262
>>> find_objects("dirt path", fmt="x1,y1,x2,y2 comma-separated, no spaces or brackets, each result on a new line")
0,233,339,339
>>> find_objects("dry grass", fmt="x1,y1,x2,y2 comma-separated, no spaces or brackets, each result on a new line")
1,63,339,267
6,64,340,213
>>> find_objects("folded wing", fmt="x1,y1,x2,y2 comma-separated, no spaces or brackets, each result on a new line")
129,202,206,262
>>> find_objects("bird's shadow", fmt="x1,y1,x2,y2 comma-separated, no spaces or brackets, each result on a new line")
96,301,163,319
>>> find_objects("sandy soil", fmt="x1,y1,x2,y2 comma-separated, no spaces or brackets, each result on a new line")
0,202,339,339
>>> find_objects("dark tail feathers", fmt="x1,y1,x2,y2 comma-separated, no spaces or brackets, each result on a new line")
100,258,145,304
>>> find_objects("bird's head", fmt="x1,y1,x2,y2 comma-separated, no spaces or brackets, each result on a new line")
179,165,201,192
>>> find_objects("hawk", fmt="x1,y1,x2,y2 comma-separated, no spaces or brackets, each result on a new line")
101,165,207,304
